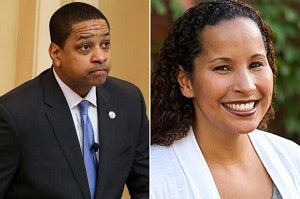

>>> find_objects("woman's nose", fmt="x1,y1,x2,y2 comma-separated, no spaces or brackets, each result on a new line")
232,69,256,94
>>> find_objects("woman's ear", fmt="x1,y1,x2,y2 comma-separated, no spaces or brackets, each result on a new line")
48,42,61,67
176,65,195,98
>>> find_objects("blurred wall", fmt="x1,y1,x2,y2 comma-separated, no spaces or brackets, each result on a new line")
0,0,18,95
99,0,149,113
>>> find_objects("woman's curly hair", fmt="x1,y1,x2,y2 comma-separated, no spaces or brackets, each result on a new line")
151,0,277,146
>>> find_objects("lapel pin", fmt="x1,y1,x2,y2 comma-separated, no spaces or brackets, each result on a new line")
108,111,116,119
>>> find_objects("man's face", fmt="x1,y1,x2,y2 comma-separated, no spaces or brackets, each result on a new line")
51,19,111,97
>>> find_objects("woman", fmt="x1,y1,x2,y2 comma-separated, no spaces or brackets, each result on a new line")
151,0,300,198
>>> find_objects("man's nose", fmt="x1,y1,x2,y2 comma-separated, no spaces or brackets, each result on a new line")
91,47,107,64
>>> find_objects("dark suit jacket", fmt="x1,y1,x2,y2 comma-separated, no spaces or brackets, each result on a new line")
0,69,149,199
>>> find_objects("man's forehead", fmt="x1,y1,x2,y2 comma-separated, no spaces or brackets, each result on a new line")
71,19,109,30
70,19,110,36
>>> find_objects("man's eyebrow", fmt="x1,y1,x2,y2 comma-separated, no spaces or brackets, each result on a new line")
76,35,93,41
101,32,110,37
76,32,110,41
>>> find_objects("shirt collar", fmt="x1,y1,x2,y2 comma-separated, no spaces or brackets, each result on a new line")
53,68,97,108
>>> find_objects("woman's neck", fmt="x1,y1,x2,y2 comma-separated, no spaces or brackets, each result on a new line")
193,123,254,166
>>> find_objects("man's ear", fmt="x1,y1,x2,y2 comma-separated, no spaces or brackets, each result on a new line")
48,42,61,67
176,65,194,98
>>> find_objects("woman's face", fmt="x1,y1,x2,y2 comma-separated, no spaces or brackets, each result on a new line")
178,17,273,135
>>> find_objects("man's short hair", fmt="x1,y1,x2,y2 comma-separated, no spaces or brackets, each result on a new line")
49,2,109,48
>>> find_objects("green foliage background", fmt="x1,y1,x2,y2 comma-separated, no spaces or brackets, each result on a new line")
254,0,300,144
151,0,300,143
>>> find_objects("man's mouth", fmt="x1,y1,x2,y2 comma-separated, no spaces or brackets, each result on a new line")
89,68,109,75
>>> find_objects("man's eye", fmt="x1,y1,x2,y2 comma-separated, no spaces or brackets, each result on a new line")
102,41,110,49
80,44,91,51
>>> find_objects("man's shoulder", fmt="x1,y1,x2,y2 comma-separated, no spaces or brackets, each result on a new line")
100,76,142,97
104,76,139,90
0,73,45,103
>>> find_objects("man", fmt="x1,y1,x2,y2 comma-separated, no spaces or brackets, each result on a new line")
0,2,149,199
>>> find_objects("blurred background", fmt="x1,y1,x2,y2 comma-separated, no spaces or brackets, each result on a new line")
151,0,300,144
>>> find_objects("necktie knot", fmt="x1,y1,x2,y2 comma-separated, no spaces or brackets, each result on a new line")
78,100,89,116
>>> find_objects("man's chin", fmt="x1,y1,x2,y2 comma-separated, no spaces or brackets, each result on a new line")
93,76,108,86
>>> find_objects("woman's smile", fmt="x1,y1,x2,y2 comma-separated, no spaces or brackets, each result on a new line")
223,100,258,116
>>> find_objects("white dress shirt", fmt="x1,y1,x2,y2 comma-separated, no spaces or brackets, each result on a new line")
53,68,99,160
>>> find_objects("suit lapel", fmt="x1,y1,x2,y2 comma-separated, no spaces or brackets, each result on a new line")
95,82,118,197
42,69,91,199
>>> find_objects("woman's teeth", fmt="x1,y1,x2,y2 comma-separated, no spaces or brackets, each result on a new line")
224,102,255,111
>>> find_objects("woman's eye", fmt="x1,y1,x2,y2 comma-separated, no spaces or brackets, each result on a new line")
213,65,230,71
250,62,264,69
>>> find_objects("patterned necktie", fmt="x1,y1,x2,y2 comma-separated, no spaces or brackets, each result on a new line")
78,100,97,199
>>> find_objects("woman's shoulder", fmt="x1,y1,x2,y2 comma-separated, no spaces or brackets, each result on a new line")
251,129,300,151
150,136,193,183
250,129,300,165
151,144,176,169
150,144,195,199
151,130,196,166
250,130,300,196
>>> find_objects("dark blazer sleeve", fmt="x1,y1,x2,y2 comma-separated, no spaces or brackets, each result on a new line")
125,89,149,199
0,103,19,198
